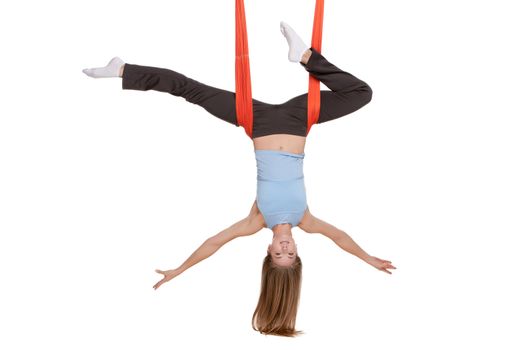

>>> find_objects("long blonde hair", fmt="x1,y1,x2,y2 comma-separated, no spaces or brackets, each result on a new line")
252,253,303,337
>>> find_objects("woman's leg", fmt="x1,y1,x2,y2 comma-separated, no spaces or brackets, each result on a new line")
121,63,270,127
281,48,373,125
84,58,273,132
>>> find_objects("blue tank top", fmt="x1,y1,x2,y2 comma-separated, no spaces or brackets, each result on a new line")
255,149,308,229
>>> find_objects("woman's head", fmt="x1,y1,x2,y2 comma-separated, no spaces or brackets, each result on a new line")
267,224,298,267
252,250,303,337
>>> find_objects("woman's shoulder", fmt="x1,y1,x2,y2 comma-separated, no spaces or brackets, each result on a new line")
249,200,267,228
297,207,316,233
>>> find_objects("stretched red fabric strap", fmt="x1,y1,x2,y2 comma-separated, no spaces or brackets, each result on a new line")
235,0,325,138
235,0,254,138
307,0,324,135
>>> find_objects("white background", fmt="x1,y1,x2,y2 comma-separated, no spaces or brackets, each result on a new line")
1,0,524,349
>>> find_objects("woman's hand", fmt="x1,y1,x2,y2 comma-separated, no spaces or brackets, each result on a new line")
365,256,397,274
153,269,181,290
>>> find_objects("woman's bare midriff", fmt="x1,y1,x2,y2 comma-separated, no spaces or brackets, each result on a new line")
252,134,306,154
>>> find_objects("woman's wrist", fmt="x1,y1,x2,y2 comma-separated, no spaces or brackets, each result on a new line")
170,267,183,277
360,253,372,263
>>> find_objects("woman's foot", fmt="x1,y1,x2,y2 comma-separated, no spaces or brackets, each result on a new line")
280,21,309,63
82,57,125,78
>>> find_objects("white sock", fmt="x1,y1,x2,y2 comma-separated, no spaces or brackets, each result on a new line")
82,57,125,78
280,21,309,63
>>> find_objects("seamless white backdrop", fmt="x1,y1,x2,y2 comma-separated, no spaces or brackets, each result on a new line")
1,0,524,349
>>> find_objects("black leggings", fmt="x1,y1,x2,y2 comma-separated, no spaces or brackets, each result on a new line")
121,49,372,139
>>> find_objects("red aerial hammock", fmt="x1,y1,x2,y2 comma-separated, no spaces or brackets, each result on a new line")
235,0,325,138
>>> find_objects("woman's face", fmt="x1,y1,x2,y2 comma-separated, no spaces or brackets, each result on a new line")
267,234,297,267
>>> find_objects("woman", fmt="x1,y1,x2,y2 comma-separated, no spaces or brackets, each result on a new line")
83,22,396,336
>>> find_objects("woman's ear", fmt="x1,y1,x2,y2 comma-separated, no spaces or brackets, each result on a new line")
267,244,271,254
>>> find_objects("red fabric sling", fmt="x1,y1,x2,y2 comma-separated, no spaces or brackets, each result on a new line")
235,0,325,138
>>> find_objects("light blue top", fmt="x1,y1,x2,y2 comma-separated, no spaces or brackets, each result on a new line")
255,150,308,229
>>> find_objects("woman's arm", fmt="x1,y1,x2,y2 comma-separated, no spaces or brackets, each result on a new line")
299,209,370,260
153,202,265,289
298,209,396,274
